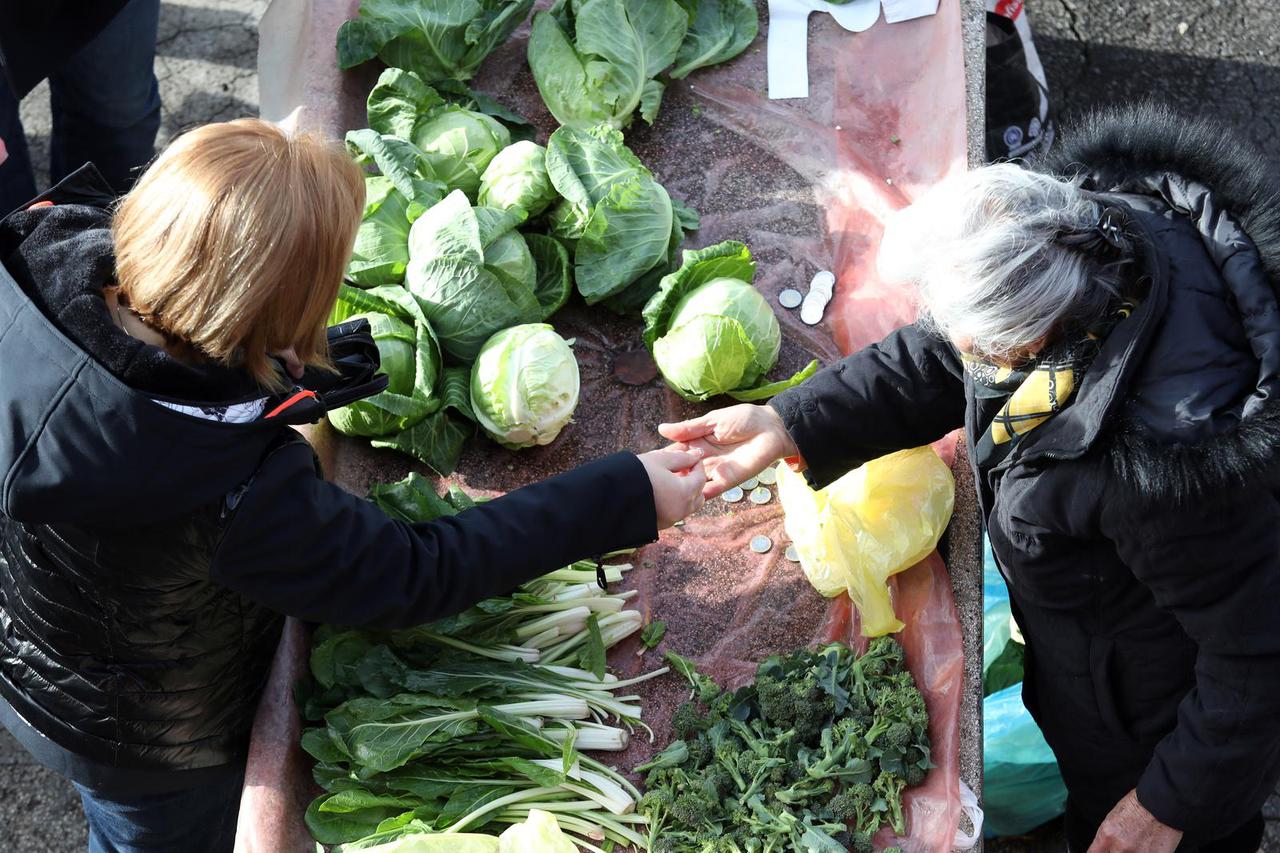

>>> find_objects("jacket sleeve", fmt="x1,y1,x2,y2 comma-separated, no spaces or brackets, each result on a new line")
769,322,967,488
1100,485,1280,841
210,447,658,630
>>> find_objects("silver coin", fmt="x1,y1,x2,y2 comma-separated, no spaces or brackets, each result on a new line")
750,535,773,554
778,289,803,309
741,476,759,490
749,486,772,505
784,544,800,562
756,467,778,486
721,486,745,503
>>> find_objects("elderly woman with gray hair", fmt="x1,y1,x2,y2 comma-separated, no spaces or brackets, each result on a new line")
661,104,1280,853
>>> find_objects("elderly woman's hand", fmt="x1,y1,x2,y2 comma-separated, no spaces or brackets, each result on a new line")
1087,790,1182,853
658,404,799,499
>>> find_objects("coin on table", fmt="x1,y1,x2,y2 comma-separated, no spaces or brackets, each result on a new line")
756,466,778,486
778,288,803,309
750,535,773,554
749,486,772,505
784,544,800,562
721,486,745,503
741,476,759,490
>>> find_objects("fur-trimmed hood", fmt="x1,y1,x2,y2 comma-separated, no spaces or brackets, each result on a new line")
1036,103,1280,504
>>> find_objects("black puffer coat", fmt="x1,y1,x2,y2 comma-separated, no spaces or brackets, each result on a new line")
771,104,1280,848
0,172,658,793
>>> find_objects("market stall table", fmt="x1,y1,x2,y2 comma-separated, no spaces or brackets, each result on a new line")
238,1,987,849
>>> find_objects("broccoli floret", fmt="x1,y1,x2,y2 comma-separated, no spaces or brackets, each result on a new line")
826,781,873,824
873,772,908,835
883,848,905,853
847,828,875,853
685,736,713,768
883,721,914,751
670,790,718,830
673,701,712,738
904,762,927,786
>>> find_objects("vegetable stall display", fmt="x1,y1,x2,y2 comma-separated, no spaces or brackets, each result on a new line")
267,0,973,849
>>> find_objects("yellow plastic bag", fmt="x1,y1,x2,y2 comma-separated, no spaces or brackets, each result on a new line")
776,447,955,636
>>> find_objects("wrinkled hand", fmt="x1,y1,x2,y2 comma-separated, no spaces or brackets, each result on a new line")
1088,790,1181,853
658,404,799,499
639,448,707,529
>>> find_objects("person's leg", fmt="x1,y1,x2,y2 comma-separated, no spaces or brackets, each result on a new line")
47,0,161,193
73,770,242,853
1190,812,1265,853
0,82,38,213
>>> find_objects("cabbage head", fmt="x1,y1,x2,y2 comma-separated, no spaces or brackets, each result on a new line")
471,324,580,449
643,241,817,401
406,190,544,362
412,107,511,196
544,125,697,306
478,141,558,218
347,176,443,287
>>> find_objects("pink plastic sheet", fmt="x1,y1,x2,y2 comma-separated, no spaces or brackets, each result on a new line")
243,2,969,851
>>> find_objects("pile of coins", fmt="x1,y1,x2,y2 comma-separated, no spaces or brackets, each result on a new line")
719,463,799,561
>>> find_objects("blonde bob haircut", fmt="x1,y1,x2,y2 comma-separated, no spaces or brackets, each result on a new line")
112,119,365,389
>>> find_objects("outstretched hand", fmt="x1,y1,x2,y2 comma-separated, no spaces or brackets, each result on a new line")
658,404,799,498
638,448,707,529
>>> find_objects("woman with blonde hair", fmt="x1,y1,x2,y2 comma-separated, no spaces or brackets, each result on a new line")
0,119,705,852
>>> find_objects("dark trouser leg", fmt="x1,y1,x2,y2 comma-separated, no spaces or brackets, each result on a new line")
48,0,161,194
0,81,38,214
74,770,243,853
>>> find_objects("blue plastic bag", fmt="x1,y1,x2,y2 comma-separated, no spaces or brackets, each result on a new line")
982,539,1068,837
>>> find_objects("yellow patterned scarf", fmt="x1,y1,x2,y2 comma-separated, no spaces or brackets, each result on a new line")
967,299,1137,465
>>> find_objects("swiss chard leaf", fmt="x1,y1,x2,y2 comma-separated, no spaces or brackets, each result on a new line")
578,613,608,680
640,619,667,649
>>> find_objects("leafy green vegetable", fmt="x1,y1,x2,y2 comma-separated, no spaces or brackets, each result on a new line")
470,324,580,450
327,286,475,474
328,286,443,438
405,191,543,362
643,240,818,401
525,235,573,320
670,0,758,79
299,530,665,850
639,620,667,649
366,68,512,197
343,128,447,288
643,639,931,851
478,140,558,218
578,614,607,680
528,0,689,130
412,107,511,197
544,124,697,305
337,0,535,84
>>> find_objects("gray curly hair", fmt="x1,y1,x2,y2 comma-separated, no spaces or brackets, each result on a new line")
878,163,1127,358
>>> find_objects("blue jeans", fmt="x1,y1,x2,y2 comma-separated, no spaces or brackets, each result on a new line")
74,771,242,853
0,0,161,212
